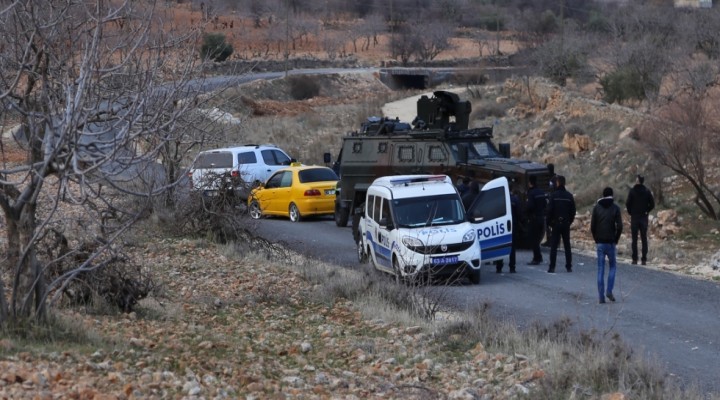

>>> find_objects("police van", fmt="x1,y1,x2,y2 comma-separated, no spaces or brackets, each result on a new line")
355,174,511,284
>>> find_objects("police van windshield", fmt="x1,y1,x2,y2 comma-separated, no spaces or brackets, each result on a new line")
392,194,465,228
450,141,503,160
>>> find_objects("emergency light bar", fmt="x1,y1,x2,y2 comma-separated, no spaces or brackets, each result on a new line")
389,175,448,186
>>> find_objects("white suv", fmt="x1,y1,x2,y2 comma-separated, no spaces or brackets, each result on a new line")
189,144,294,198
357,175,476,283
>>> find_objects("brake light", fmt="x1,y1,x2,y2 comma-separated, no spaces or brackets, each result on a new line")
187,171,194,188
304,189,321,196
231,170,239,177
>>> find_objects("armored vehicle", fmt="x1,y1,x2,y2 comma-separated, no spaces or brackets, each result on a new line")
331,90,552,250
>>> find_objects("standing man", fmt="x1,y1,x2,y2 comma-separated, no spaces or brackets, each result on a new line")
525,175,547,265
626,174,655,265
461,180,480,210
546,175,576,273
591,187,623,304
505,188,522,274
542,164,557,247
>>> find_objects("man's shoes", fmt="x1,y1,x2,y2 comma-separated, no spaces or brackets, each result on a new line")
547,269,556,274
541,242,550,248
606,293,616,302
527,260,542,265
566,267,572,272
510,269,517,273
641,260,647,265
631,260,637,265
496,268,503,274
599,299,606,304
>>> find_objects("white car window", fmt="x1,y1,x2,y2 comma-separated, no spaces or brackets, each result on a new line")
238,152,257,164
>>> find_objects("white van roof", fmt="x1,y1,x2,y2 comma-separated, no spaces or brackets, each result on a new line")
371,175,456,199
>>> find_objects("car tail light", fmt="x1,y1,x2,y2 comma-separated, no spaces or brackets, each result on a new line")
187,171,194,188
304,189,321,196
231,170,239,177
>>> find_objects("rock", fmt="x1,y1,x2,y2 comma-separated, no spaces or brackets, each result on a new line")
619,127,636,140
562,132,593,154
711,250,720,270
300,342,312,353
656,209,678,226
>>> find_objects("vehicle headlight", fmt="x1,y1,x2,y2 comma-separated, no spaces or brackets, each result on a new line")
402,236,424,248
462,229,476,242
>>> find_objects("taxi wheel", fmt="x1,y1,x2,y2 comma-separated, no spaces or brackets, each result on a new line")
289,203,301,222
249,200,262,219
356,236,367,264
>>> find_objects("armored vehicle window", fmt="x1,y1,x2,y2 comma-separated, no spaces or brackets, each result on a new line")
428,145,446,162
397,145,415,162
378,142,388,153
195,152,232,168
238,151,257,164
449,142,502,161
352,142,362,153
468,187,506,221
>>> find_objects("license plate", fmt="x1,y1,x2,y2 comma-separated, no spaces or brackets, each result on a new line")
325,189,335,195
432,255,458,265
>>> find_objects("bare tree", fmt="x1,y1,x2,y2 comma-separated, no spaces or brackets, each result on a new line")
639,96,720,220
411,21,455,62
0,0,220,325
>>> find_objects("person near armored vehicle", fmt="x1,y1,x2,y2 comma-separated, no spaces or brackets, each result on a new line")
503,188,522,274
461,180,480,210
457,177,471,196
525,175,547,265
542,164,557,247
591,187,623,304
626,174,655,265
546,175,576,273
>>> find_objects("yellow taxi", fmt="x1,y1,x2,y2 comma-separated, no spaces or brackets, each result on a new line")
247,163,339,222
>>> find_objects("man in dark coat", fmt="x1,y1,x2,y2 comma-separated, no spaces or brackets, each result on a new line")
546,175,576,273
591,187,623,304
626,174,655,265
525,175,547,265
461,180,479,210
502,189,522,274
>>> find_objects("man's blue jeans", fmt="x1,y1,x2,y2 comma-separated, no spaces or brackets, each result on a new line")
596,243,617,300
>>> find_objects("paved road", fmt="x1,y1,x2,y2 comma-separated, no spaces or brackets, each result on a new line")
247,215,720,394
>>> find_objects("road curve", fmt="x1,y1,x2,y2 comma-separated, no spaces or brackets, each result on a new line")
247,215,720,395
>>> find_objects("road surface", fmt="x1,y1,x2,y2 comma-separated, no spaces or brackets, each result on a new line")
247,215,720,395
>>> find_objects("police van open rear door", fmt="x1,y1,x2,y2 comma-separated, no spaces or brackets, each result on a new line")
467,177,512,266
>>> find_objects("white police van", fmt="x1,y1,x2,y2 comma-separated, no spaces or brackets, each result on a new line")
355,175,510,284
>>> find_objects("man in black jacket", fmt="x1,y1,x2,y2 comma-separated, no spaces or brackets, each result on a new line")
591,187,623,304
525,175,546,265
546,175,576,273
626,174,655,265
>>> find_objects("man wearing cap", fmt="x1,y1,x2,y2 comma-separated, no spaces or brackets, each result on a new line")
591,187,623,304
626,175,655,265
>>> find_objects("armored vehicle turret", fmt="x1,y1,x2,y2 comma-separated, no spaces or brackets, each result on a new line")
331,90,552,249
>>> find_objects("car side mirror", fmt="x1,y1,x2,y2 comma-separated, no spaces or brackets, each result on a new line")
379,217,394,230
323,152,331,164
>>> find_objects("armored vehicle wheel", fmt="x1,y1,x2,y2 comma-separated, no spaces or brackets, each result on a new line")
335,204,349,227
357,236,367,264
249,200,262,219
469,269,481,285
289,203,301,222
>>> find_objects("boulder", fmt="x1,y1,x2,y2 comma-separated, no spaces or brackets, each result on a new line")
562,132,593,154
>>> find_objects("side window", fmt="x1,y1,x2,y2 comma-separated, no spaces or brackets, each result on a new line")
273,150,291,165
238,152,257,164
397,145,415,162
261,149,292,166
367,195,375,220
381,197,391,223
470,187,506,220
373,196,382,223
428,145,446,162
280,171,293,187
196,152,232,168
265,172,283,189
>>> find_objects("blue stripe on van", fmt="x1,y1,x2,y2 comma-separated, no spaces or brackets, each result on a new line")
479,233,512,262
